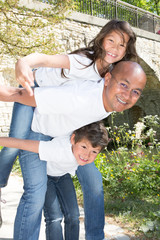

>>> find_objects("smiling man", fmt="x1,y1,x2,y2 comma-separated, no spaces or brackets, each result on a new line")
1,61,146,122
0,61,146,138
102,61,146,113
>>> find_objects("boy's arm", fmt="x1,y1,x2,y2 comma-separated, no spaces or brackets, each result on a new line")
15,53,70,95
0,137,39,153
0,85,36,107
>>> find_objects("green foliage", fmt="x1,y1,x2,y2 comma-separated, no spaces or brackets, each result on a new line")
74,115,160,238
106,114,160,150
75,0,160,16
96,148,160,198
12,157,22,176
95,115,160,200
123,0,160,15
0,0,75,58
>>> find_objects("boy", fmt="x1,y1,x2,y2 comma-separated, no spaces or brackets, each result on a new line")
0,121,108,240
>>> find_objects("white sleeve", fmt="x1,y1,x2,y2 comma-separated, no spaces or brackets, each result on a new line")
35,67,69,87
39,139,62,162
35,54,88,86
68,54,101,81
34,84,77,115
35,54,100,87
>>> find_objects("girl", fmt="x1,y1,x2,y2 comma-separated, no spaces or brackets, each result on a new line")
0,19,138,240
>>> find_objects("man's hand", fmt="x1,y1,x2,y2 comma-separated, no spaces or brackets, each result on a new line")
15,59,34,96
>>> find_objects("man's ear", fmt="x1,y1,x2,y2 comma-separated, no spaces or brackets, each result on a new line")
104,72,111,87
70,133,75,145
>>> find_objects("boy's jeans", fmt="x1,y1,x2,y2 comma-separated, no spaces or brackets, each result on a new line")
0,102,105,240
44,174,79,240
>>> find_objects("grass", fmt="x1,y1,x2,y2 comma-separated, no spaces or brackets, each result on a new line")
103,195,160,239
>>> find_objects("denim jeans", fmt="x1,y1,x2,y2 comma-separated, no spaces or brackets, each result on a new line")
0,102,105,239
77,163,105,240
14,130,51,240
44,174,79,240
0,102,34,187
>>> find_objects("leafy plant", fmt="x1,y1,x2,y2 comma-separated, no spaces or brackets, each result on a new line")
0,0,75,57
75,115,160,238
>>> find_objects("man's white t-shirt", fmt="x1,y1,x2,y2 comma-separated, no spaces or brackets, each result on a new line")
32,79,111,137
39,135,78,177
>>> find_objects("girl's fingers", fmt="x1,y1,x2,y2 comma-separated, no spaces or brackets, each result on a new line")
23,81,34,96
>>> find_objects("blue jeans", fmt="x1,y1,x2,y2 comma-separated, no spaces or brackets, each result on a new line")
77,163,105,240
44,174,79,240
14,130,51,240
0,102,34,187
0,102,105,239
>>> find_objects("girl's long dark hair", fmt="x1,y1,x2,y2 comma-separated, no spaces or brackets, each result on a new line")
62,19,138,77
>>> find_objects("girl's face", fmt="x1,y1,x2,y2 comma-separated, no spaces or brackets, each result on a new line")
97,30,130,71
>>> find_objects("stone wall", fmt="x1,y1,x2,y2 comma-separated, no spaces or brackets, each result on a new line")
0,11,160,135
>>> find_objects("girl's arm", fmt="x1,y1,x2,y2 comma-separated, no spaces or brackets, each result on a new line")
0,137,39,153
15,53,70,95
0,85,36,107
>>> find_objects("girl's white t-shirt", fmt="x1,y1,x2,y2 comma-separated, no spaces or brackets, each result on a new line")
35,54,102,87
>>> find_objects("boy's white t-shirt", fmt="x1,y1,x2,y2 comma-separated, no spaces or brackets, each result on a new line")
39,135,78,176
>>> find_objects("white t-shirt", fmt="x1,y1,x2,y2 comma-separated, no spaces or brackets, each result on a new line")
35,54,102,87
32,53,111,176
39,135,78,176
32,79,111,137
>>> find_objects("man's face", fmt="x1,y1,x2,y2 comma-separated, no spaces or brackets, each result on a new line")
102,67,146,113
70,136,101,166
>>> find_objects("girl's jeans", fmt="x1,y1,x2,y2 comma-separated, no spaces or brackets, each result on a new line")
0,102,34,187
44,174,79,240
0,102,105,240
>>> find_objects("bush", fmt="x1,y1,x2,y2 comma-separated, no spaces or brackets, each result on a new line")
74,115,160,238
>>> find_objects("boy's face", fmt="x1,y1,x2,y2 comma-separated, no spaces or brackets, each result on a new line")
70,135,101,166
102,63,146,112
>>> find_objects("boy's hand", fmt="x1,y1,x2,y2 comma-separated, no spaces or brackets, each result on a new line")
15,59,34,96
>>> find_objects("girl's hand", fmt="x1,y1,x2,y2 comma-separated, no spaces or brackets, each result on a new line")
15,59,34,96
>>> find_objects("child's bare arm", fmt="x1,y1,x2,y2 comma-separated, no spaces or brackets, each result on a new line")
0,85,36,107
15,53,70,95
0,137,39,153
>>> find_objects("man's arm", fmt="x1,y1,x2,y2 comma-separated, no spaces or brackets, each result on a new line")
0,137,39,153
15,53,70,95
0,85,36,107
